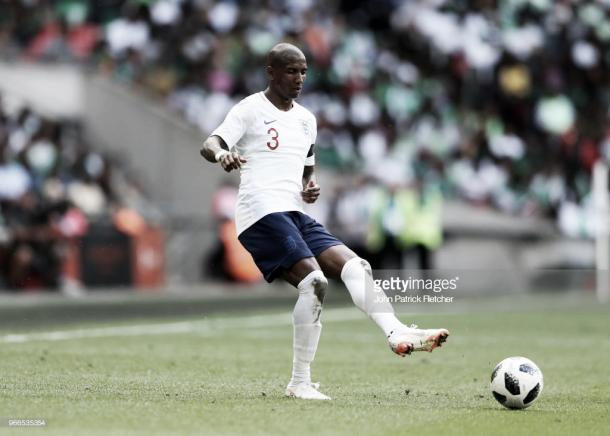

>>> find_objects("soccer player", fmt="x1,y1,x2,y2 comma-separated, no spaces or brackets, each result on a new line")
200,43,449,400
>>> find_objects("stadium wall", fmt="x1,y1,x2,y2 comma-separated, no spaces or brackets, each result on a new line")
82,74,233,218
81,74,239,283
0,62,83,117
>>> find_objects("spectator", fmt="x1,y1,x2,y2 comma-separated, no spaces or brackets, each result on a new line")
1,0,609,239
0,96,157,290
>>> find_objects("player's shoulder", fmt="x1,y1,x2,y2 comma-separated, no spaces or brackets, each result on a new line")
232,93,262,110
229,93,264,122
293,101,316,124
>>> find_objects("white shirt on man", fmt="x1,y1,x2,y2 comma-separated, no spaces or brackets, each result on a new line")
211,92,317,235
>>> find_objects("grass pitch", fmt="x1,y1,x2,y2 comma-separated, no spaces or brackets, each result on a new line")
1,296,609,435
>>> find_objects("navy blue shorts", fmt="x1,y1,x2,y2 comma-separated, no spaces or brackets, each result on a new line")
238,211,344,282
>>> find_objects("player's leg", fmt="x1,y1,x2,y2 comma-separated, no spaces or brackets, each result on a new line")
315,245,406,338
237,212,330,400
296,214,405,336
282,257,330,400
297,209,450,357
317,244,449,354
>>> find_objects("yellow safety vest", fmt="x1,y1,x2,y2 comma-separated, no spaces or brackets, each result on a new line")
367,187,443,251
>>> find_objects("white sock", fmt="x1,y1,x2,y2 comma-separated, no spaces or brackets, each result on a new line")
288,270,327,387
340,257,404,336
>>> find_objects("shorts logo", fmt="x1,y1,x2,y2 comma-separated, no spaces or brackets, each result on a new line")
283,236,297,253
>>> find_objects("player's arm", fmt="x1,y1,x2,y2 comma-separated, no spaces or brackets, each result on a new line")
301,145,320,204
200,135,246,173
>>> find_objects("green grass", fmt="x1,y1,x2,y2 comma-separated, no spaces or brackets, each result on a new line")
1,298,609,435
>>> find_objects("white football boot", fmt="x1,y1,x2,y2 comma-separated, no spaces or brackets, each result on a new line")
285,382,331,400
388,324,450,356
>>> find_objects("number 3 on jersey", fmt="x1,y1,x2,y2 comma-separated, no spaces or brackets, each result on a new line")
267,127,279,150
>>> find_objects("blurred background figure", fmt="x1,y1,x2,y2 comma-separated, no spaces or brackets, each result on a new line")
0,93,163,292
0,0,609,292
205,179,262,283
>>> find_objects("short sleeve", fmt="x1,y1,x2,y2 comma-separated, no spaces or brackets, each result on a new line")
304,116,316,166
305,152,315,166
310,116,317,144
211,102,248,148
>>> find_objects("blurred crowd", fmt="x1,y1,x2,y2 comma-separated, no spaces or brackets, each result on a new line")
0,94,157,290
1,0,610,249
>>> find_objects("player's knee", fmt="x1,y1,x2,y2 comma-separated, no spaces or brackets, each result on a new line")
299,270,328,304
312,275,328,305
358,258,372,275
310,270,328,304
341,256,373,280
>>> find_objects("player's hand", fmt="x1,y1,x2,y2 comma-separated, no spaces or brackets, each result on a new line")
218,151,247,172
301,180,320,204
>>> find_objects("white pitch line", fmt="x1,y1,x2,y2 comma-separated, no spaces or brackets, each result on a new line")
0,307,364,344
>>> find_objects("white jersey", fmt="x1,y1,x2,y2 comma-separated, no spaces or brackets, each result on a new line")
211,92,317,235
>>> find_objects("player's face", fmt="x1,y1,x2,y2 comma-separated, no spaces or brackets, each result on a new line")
273,58,307,100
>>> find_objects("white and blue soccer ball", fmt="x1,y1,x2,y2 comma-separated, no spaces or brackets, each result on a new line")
490,356,543,409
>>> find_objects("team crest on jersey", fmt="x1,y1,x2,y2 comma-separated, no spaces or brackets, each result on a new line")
300,119,309,137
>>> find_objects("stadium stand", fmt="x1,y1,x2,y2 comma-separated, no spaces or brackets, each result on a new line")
0,0,608,284
2,0,608,237
0,96,164,290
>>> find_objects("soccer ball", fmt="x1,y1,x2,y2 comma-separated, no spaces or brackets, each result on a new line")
490,356,543,409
